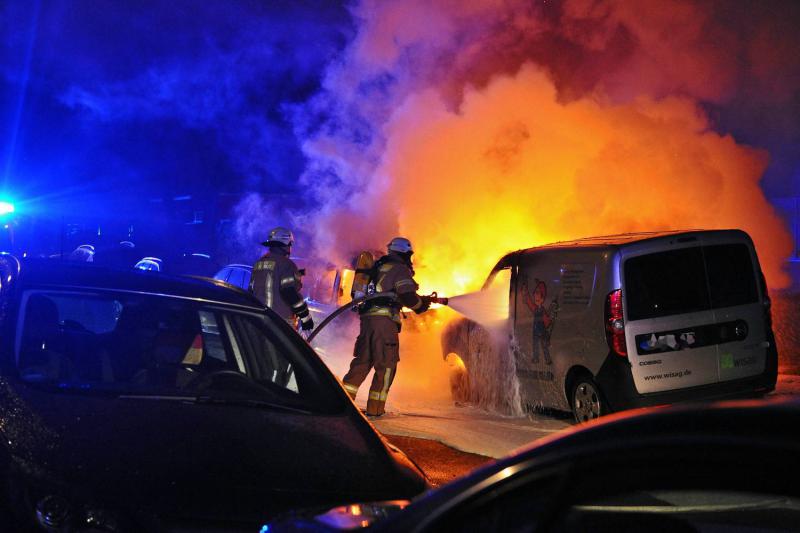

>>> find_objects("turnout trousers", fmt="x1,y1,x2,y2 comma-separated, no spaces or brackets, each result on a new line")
342,315,400,416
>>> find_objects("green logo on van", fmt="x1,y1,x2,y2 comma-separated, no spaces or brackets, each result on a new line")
721,352,734,369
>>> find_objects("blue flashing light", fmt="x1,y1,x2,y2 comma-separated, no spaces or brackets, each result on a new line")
260,526,270,533
0,201,15,216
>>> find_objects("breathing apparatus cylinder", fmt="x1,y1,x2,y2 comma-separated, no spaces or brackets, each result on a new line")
351,251,375,300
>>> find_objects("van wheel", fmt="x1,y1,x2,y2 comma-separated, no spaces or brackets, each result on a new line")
570,377,606,423
445,352,469,403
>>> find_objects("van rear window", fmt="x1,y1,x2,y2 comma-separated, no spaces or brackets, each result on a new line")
624,244,758,321
704,244,758,309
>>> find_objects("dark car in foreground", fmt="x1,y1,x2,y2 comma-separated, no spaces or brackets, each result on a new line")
0,256,426,532
268,398,800,532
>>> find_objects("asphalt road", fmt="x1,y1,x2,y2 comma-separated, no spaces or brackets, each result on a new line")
385,435,493,487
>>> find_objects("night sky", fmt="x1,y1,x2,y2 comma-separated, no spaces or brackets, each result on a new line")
2,1,799,276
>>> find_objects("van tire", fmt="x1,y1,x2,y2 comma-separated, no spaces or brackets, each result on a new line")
570,376,607,423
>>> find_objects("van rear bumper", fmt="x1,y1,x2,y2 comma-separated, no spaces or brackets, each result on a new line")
596,338,778,411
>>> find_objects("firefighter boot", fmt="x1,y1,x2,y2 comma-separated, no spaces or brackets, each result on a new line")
366,392,386,417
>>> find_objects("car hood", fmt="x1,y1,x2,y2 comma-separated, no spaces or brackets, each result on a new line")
0,380,426,524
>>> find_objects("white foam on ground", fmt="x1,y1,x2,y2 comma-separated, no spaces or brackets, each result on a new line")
370,375,800,459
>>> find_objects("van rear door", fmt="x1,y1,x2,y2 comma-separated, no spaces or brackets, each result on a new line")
623,245,721,393
622,232,767,395
701,236,766,383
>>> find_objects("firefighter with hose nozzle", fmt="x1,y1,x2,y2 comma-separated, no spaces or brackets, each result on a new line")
249,226,314,334
342,237,437,417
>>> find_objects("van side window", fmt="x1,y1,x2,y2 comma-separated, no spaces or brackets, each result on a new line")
486,267,511,293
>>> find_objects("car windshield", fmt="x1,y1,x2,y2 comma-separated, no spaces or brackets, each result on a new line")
13,289,341,412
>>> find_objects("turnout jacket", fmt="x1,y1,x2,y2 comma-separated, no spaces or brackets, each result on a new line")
362,252,429,323
249,248,309,323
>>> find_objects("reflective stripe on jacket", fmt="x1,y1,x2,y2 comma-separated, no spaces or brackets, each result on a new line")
249,250,303,320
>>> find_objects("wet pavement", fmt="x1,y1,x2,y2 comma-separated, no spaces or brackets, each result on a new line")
772,291,799,374
384,435,493,487
372,399,572,458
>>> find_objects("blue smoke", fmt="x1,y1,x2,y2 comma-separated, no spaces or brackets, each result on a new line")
0,0,352,257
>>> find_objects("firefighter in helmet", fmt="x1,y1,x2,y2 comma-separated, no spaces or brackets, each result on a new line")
342,237,432,417
249,227,314,332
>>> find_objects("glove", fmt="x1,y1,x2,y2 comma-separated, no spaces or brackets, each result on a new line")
417,295,431,314
300,314,314,331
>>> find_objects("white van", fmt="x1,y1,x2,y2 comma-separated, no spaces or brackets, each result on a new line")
442,229,778,422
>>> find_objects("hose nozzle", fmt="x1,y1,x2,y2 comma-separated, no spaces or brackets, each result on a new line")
427,291,449,306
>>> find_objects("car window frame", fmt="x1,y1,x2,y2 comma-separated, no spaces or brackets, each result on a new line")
416,464,569,533
206,305,347,412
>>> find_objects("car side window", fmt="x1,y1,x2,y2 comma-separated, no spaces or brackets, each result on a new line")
547,449,800,533
485,266,511,293
228,268,246,289
226,312,299,393
426,470,564,533
14,290,239,388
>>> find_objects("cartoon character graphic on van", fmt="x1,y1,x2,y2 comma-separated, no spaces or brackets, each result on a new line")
521,277,559,365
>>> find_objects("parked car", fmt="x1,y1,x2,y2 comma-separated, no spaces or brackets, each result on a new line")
170,252,220,278
214,263,253,291
133,255,163,271
267,397,800,532
0,256,427,531
442,229,778,422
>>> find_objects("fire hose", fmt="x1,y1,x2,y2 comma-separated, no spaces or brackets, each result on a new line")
306,291,448,344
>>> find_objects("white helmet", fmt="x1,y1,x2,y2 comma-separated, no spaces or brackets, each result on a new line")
387,237,413,254
263,226,294,247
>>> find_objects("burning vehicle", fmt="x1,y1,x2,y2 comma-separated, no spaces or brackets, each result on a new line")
0,256,427,531
441,229,778,422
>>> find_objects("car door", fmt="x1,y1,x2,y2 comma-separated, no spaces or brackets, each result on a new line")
700,234,768,383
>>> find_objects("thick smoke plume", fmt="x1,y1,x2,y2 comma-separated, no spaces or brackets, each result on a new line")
297,0,799,291
293,0,798,411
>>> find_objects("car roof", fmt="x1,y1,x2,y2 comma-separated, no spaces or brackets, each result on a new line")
17,258,263,309
490,229,751,265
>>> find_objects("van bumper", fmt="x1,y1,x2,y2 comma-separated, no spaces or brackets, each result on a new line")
596,337,778,411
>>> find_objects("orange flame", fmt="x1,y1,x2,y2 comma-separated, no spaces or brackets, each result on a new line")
368,66,791,295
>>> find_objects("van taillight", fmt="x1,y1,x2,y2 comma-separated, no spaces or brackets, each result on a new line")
605,289,627,357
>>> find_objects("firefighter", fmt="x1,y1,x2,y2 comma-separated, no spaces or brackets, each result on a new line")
342,237,432,417
249,227,314,333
